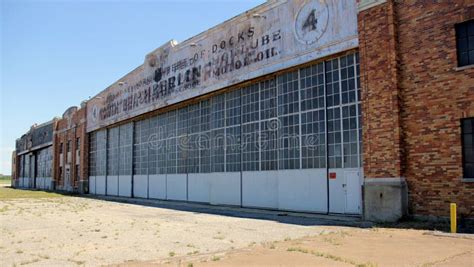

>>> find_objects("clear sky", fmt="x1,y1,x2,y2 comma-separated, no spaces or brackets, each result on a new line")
0,0,265,175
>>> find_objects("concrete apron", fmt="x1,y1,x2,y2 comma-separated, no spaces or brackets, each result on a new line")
86,194,372,228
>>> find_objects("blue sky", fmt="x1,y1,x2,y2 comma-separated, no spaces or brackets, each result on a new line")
0,0,265,175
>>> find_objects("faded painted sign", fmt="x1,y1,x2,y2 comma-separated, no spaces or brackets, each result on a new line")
87,0,358,132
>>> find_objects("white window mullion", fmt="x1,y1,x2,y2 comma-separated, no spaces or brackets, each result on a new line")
338,57,344,169
224,94,227,173
323,61,328,169
297,69,303,170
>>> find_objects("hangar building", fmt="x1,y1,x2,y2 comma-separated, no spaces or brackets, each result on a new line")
11,0,474,222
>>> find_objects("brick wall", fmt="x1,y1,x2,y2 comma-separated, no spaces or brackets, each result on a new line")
54,106,88,192
358,0,403,179
359,0,474,218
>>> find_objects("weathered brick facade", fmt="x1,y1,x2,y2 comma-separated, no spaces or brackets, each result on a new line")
359,0,474,219
54,105,88,193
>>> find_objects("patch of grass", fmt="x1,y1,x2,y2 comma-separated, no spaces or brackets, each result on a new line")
287,247,309,253
20,258,40,265
211,256,220,261
0,175,11,184
286,246,377,267
169,251,175,257
356,263,378,267
39,254,50,259
187,263,194,267
187,250,199,256
323,236,342,246
0,187,63,200
68,259,85,265
0,205,9,213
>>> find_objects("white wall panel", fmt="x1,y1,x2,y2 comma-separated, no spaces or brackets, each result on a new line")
44,177,52,190
188,173,210,203
242,171,278,209
149,174,166,200
95,176,106,195
106,176,119,196
209,172,241,206
89,176,96,194
119,175,132,197
39,178,45,189
166,174,187,201
133,175,148,198
278,169,328,213
35,178,42,189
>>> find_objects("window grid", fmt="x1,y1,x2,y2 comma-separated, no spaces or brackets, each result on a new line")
133,120,149,175
225,90,241,172
300,61,326,169
327,107,342,168
241,84,260,171
226,126,241,172
89,132,97,176
277,71,300,170
187,103,201,173
166,111,178,174
342,104,359,168
96,130,107,176
148,117,158,175
211,94,226,172
119,123,133,175
301,109,326,168
340,54,357,105
199,100,211,173
107,127,119,176
260,78,278,171
326,58,342,169
150,113,167,175
177,108,188,174
87,52,361,180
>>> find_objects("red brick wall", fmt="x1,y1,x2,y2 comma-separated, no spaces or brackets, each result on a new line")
396,1,474,217
359,0,474,217
54,107,88,191
358,1,403,179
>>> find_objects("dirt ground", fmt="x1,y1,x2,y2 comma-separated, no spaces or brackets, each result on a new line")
1,186,473,267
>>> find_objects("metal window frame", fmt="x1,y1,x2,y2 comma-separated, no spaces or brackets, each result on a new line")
461,117,474,179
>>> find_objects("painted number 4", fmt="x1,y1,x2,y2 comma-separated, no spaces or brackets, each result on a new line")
303,9,317,31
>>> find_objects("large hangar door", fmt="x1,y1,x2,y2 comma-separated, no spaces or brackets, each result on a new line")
85,52,362,215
